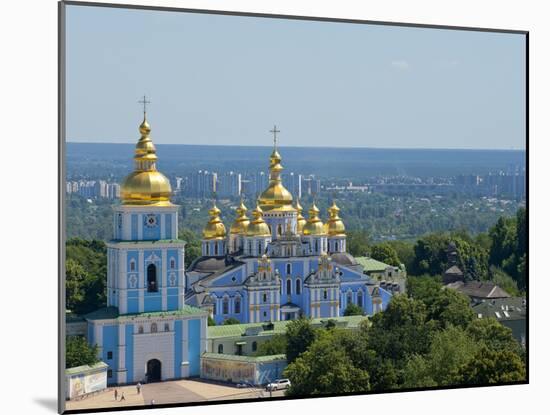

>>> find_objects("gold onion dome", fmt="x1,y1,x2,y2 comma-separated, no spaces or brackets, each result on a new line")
203,204,227,239
230,200,250,234
246,205,271,237
326,201,346,236
120,115,172,206
303,203,327,236
258,144,294,212
295,200,307,234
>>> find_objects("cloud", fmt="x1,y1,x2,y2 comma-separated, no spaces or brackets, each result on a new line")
391,60,410,70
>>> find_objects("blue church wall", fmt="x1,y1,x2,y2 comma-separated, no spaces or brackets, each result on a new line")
131,214,138,240
143,215,161,240
125,324,134,383
210,269,244,287
127,291,139,314
320,302,332,316
174,320,183,379
188,319,201,376
167,288,179,310
380,287,392,308
144,294,162,312
258,304,271,322
165,214,172,239
102,325,118,384
364,294,374,315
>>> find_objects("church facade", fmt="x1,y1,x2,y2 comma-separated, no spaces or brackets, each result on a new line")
186,132,392,324
84,113,208,386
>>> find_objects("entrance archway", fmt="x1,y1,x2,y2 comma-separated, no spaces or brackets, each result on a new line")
146,359,161,382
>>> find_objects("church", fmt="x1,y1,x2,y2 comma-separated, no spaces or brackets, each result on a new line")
84,111,208,385
186,128,392,324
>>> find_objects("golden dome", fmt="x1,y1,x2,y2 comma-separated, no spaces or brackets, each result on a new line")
120,115,172,206
230,200,250,234
303,203,327,236
295,200,307,234
246,205,271,237
203,204,227,240
326,201,346,236
258,143,295,212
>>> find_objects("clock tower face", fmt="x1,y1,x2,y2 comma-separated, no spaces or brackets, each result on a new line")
145,214,158,228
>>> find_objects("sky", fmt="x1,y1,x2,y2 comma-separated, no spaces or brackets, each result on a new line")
65,5,526,149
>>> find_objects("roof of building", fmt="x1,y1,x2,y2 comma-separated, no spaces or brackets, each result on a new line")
207,315,367,339
201,353,287,363
445,265,464,275
188,256,236,273
355,256,392,272
472,297,526,321
85,305,206,321
446,281,511,299
330,252,359,267
66,361,109,376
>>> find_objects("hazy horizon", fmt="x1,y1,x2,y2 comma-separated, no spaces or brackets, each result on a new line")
66,5,526,150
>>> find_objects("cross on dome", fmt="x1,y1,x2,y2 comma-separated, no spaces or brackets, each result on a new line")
138,94,151,115
270,125,280,149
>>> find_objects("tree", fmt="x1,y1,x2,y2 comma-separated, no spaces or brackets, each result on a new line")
284,330,370,396
347,230,370,257
489,217,517,268
465,318,521,354
458,345,526,385
489,266,521,296
406,275,442,304
343,303,364,316
66,259,87,313
411,233,449,276
369,243,401,267
66,336,99,368
426,289,474,330
207,316,216,326
254,334,287,356
285,318,318,363
222,317,240,325
387,240,415,273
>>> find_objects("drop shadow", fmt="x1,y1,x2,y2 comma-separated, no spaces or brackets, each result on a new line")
34,398,58,413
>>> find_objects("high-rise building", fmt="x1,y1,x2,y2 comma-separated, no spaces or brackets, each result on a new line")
217,171,242,197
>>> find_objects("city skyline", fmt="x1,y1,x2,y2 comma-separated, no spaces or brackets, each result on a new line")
66,5,526,150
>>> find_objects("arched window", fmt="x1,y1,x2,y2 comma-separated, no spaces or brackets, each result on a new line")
258,241,262,256
138,325,144,334
277,224,282,236
223,297,229,314
151,323,158,333
130,260,136,272
235,296,241,314
170,258,175,269
347,291,353,306
252,341,258,352
214,243,218,256
263,293,267,303
286,279,292,295
218,344,223,354
164,323,170,332
212,301,217,315
205,244,210,256
147,264,158,292
296,279,301,295
248,241,252,254
323,289,328,300
286,263,292,275
335,241,339,252
357,290,363,308
315,239,319,253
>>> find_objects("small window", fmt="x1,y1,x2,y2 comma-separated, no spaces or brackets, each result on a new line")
287,279,292,295
107,351,113,360
357,291,363,307
138,325,144,334
235,297,241,314
223,297,229,314
252,341,258,352
147,264,158,292
335,241,339,252
347,292,353,305
263,311,267,317
214,243,219,256
323,289,328,300
263,293,267,303
151,323,158,333
286,263,292,275
212,302,217,315
206,244,210,256
130,260,135,272
164,323,170,332
296,279,301,295
218,344,223,354
107,369,113,378
170,258,175,269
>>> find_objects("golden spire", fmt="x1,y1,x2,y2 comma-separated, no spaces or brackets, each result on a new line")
258,125,294,212
246,205,271,237
295,199,307,234
303,203,326,236
326,201,346,236
202,202,227,239
120,97,172,206
230,200,250,234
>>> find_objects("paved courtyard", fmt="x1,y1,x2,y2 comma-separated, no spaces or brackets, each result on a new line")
65,379,285,411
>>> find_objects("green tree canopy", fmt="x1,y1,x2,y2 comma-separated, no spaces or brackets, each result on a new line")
347,230,370,257
343,303,364,316
285,318,318,363
458,345,526,385
66,336,99,369
222,317,241,325
254,334,287,357
369,243,401,267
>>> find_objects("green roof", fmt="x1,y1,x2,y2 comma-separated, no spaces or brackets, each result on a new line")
207,315,368,339
66,361,109,376
202,353,286,363
355,257,393,272
85,305,206,321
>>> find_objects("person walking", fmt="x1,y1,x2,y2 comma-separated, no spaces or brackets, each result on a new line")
120,392,126,401
136,382,141,394
114,389,118,401
150,399,155,405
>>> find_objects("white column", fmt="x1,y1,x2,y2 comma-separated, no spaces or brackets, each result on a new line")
138,250,145,312
160,213,166,239
117,324,127,383
162,249,168,310
179,247,185,308
181,320,189,378
172,212,177,240
137,214,143,240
